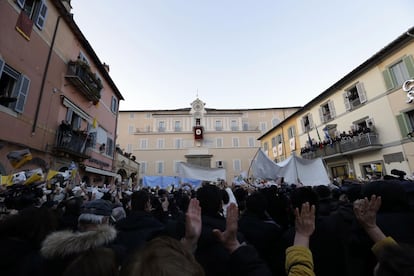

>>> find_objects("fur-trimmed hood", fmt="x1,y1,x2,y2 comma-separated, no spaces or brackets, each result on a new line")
41,224,117,259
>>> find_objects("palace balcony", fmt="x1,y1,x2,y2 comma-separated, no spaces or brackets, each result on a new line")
301,132,382,159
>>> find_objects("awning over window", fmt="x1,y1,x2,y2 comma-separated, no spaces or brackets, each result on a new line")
84,166,121,180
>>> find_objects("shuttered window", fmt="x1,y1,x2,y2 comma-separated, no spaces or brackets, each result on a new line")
382,55,414,91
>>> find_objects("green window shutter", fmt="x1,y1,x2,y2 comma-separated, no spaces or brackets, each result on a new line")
396,114,410,138
403,55,414,78
382,69,394,91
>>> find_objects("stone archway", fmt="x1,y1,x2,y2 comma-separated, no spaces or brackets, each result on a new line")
117,168,127,181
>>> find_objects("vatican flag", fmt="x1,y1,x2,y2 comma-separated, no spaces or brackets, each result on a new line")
92,117,98,128
7,149,32,169
46,170,59,180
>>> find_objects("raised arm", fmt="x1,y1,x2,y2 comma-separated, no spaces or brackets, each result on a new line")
181,198,202,253
213,203,272,275
353,195,386,243
212,203,241,253
285,202,316,276
293,202,316,248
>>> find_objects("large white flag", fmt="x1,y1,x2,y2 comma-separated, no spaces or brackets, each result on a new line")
251,149,330,186
178,162,226,182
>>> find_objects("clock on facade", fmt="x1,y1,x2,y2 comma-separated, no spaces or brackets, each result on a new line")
194,103,202,111
194,126,203,140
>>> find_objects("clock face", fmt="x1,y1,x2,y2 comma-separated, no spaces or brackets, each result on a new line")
195,128,202,135
194,103,202,111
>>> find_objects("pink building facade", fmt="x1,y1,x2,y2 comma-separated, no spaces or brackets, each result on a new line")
0,0,124,185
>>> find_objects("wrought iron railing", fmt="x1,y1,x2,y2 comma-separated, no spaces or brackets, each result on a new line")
55,126,92,158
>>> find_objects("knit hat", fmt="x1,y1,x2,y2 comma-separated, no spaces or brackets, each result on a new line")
81,199,113,216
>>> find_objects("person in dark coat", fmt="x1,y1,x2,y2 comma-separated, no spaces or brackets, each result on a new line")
0,206,58,276
238,191,283,274
40,199,121,276
346,180,414,276
277,186,352,276
213,203,272,276
115,189,166,256
189,184,231,276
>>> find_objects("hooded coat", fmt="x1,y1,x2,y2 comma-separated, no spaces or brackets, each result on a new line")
40,224,117,276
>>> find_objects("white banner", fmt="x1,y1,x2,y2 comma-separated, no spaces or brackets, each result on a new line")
178,162,226,182
289,138,296,150
272,146,278,157
278,143,283,156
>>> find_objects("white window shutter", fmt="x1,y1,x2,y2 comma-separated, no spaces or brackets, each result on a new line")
14,75,30,113
357,82,367,103
308,113,314,129
318,107,324,124
328,100,336,118
343,92,351,111
300,117,305,133
35,1,48,30
66,108,73,122
74,116,81,130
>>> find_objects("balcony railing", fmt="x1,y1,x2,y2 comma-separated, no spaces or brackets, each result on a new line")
301,132,381,159
54,126,92,159
339,132,381,152
65,60,102,104
133,126,263,133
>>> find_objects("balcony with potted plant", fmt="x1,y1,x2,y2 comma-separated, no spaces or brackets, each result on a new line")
65,59,103,104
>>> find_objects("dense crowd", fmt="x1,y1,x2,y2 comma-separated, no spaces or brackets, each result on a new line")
1,173,414,276
301,125,374,154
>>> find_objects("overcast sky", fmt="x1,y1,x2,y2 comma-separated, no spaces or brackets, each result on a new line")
71,1,413,110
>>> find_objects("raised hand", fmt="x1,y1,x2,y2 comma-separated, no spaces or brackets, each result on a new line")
353,195,381,229
212,203,241,253
353,195,385,243
181,198,202,252
294,202,316,247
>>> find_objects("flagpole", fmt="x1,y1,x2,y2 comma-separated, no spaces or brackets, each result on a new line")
247,147,261,183
316,125,322,143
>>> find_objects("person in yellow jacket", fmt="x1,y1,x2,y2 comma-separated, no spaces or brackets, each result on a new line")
285,202,316,276
214,201,316,276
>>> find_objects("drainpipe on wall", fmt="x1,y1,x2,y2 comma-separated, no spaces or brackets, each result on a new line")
31,15,62,135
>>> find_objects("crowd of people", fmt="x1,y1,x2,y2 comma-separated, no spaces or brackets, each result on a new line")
1,172,414,276
300,125,374,154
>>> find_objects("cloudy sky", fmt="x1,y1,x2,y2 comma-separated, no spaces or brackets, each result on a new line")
71,0,413,110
